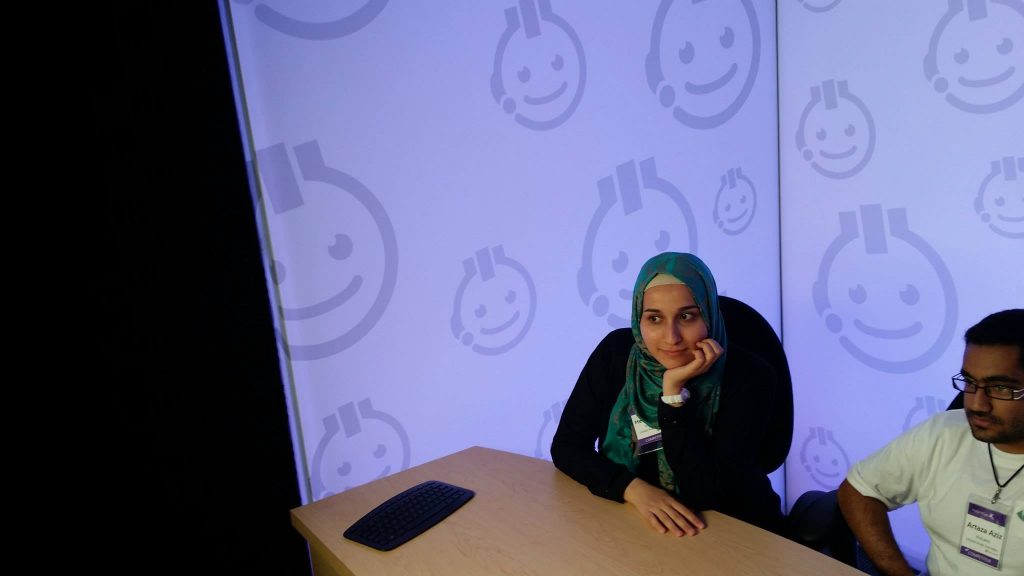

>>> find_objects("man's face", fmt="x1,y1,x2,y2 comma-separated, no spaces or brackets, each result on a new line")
962,343,1024,454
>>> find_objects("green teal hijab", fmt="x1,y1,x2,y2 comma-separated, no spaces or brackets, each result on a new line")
600,252,728,493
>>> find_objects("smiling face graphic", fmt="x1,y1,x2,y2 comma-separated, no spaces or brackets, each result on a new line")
814,206,958,373
926,0,1024,113
579,159,697,328
976,157,1024,238
590,221,679,327
588,203,698,327
462,267,531,343
452,246,536,355
648,0,760,128
272,228,362,320
713,167,757,235
492,0,585,130
327,426,397,493
502,29,580,117
827,244,934,346
309,399,410,498
257,141,398,361
797,81,875,179
267,177,390,357
800,427,849,488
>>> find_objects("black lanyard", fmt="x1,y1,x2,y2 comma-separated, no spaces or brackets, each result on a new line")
987,443,1024,504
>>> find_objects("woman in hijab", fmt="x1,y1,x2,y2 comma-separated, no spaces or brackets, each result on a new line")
551,252,783,536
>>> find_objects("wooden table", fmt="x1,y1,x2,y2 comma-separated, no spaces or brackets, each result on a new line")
292,446,862,575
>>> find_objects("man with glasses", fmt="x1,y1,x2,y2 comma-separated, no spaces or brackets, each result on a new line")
838,309,1023,576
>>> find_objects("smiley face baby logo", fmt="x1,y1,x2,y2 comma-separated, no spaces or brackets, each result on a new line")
309,398,410,499
451,246,537,355
800,426,850,489
796,80,876,179
256,141,398,361
491,0,586,130
578,158,697,328
645,0,761,129
236,0,389,40
924,0,1024,114
713,167,757,236
974,156,1024,239
813,205,958,373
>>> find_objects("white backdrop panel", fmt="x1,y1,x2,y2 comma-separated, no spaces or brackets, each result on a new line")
225,0,783,505
780,0,1023,568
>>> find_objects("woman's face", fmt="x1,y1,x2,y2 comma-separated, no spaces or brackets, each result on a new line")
639,283,709,369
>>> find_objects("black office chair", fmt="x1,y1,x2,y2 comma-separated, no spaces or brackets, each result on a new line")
786,392,964,571
787,489,858,567
948,391,964,410
718,296,794,475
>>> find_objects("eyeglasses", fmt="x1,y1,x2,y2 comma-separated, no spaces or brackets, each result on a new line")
951,374,1024,401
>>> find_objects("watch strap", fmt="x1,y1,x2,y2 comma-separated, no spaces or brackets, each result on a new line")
661,388,691,405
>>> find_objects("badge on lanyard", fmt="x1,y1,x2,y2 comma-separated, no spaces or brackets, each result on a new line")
959,494,1012,569
628,406,663,456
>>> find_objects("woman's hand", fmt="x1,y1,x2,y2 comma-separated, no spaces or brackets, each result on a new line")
662,338,723,397
623,478,705,536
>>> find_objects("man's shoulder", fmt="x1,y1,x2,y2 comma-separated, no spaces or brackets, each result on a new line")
919,409,969,435
850,410,972,492
898,409,973,452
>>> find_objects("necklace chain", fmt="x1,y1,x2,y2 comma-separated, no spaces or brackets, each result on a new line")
987,443,1024,504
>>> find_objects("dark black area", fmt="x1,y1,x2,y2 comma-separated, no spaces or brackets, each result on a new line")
87,2,310,574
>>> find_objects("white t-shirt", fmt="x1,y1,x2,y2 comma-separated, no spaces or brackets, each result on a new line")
847,410,1024,575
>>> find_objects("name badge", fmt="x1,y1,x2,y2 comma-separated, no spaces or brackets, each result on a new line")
629,407,663,456
959,494,1011,569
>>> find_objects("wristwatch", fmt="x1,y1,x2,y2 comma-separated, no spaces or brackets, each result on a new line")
661,388,690,405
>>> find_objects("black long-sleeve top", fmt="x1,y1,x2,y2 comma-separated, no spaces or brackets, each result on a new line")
550,328,784,533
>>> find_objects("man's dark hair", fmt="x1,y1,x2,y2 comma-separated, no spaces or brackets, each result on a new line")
964,309,1024,369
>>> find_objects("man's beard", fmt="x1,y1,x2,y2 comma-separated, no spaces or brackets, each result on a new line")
966,409,1024,447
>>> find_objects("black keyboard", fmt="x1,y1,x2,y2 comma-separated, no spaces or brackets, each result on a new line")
343,480,475,551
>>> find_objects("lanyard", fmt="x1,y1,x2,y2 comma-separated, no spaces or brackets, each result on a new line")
987,443,1024,504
